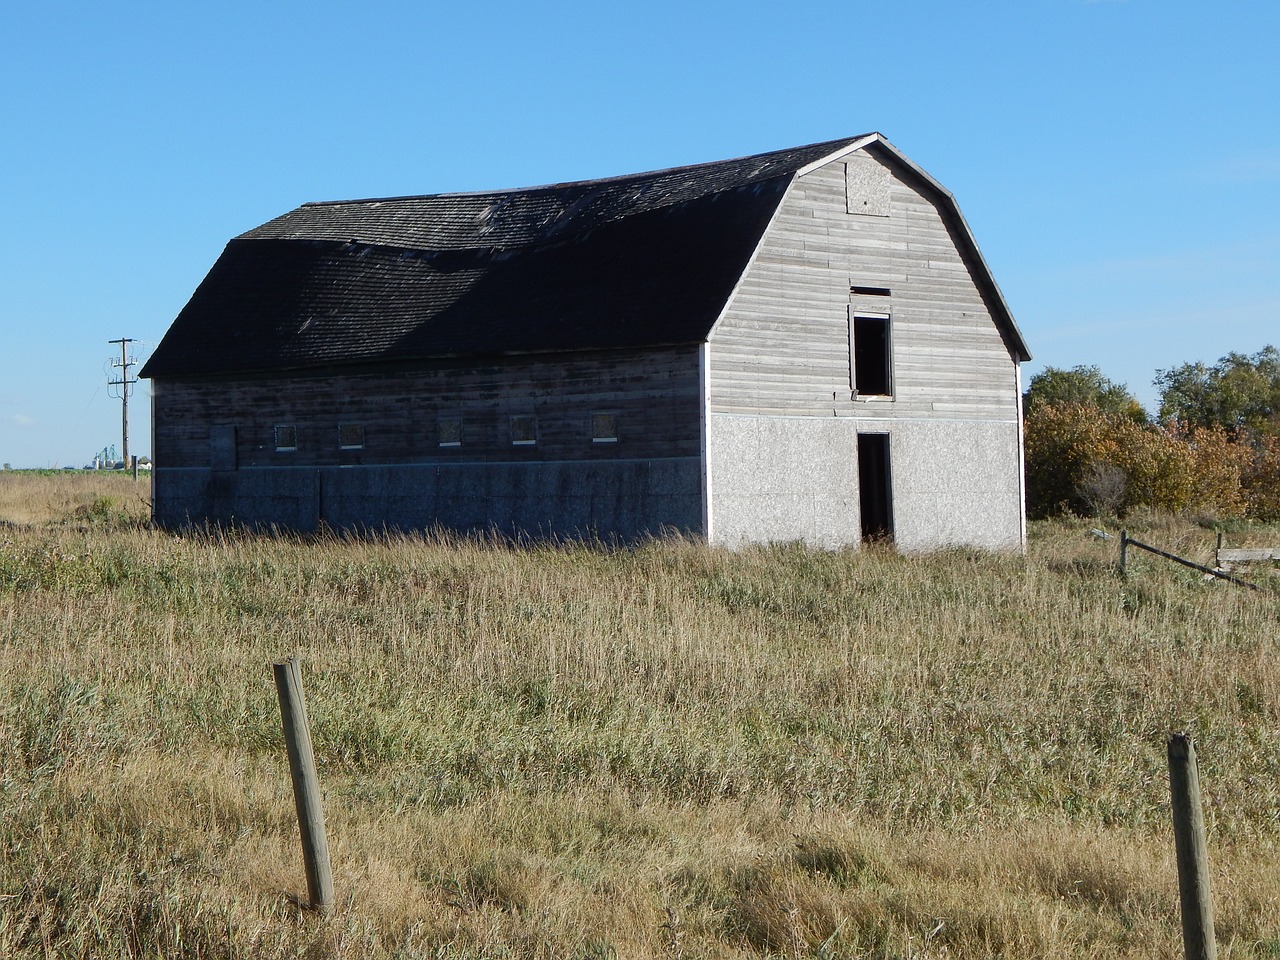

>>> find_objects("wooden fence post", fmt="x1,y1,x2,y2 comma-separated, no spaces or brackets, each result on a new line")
1168,732,1217,960
1119,529,1129,577
274,655,334,914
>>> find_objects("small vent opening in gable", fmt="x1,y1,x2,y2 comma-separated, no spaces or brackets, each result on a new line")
845,155,890,217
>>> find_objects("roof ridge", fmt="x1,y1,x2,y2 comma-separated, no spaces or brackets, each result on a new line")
299,134,875,208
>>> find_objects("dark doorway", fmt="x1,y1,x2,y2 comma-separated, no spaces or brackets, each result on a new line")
857,433,893,542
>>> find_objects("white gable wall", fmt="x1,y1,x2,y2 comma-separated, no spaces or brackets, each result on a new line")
704,148,1024,551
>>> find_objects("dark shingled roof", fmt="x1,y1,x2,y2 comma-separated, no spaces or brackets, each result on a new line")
237,136,863,251
142,137,868,379
142,135,1030,378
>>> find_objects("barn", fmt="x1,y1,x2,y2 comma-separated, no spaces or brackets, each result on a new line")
141,133,1031,550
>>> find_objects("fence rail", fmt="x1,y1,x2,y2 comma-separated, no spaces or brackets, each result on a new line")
1215,532,1280,574
1120,530,1261,592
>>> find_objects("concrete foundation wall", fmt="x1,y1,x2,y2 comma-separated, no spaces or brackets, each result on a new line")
705,415,860,549
886,419,1024,552
707,414,1023,551
152,458,703,542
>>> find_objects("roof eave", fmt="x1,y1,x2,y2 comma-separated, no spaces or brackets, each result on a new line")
794,133,884,177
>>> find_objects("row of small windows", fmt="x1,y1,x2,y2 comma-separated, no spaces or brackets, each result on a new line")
274,414,619,452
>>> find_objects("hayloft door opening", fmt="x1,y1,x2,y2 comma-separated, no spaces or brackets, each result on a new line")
851,315,892,397
857,433,893,542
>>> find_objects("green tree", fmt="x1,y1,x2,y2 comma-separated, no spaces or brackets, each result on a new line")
1155,345,1280,436
1022,365,1147,423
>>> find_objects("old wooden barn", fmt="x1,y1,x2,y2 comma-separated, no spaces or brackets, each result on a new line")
141,133,1031,550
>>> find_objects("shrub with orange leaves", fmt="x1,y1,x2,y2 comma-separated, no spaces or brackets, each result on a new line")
1242,434,1280,521
1113,423,1198,515
1024,405,1254,519
1177,423,1251,519
1024,403,1125,518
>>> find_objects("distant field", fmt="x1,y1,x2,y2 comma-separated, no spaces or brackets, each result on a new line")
0,468,151,526
2,470,1279,958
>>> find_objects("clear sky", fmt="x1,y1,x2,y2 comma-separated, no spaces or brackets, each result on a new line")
1,0,1276,468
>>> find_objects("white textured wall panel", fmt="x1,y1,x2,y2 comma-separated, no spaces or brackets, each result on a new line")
707,413,1022,552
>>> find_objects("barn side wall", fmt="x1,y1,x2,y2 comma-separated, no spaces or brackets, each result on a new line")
706,147,1025,551
150,346,705,540
152,460,702,540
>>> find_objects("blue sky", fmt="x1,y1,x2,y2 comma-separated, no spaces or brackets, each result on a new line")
1,0,1276,467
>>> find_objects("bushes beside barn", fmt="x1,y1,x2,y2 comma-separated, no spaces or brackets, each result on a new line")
1023,404,1262,519
1023,352,1280,521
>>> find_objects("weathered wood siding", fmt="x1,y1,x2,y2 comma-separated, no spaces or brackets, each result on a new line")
153,345,702,470
708,147,1018,419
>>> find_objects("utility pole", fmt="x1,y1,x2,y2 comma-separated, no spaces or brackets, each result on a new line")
107,338,137,468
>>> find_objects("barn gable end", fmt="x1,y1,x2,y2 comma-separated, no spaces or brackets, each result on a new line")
704,140,1027,550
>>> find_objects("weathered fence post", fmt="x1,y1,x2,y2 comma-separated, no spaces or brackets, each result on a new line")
274,655,334,914
1168,732,1217,960
1119,529,1129,577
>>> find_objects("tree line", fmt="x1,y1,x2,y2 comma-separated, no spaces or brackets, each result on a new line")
1023,346,1280,521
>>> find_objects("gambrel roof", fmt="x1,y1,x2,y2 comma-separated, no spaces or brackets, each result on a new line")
142,135,1028,379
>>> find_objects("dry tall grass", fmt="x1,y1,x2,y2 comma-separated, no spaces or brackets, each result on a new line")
0,468,150,526
2,472,1279,958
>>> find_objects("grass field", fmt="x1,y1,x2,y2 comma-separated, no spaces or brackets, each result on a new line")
2,470,1280,958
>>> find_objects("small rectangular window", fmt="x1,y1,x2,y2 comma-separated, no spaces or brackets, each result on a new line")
510,415,537,446
274,424,297,452
851,314,892,397
591,413,618,443
438,417,462,447
338,423,364,449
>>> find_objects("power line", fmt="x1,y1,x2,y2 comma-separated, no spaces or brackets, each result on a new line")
107,337,137,468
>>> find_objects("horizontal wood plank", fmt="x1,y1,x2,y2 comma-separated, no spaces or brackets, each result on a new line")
156,346,703,469
1218,548,1280,562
